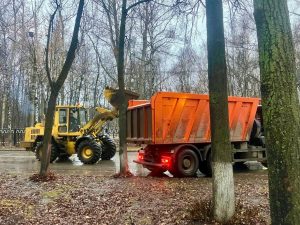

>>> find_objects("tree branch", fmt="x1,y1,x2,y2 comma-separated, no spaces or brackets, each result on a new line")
290,11,300,17
126,0,152,13
45,2,60,89
101,0,117,53
55,0,85,91
199,0,205,8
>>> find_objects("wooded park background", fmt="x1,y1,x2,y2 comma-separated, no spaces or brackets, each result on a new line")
0,0,299,132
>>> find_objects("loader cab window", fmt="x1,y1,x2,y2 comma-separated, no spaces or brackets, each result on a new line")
79,109,88,127
69,109,80,132
58,109,67,133
59,109,67,123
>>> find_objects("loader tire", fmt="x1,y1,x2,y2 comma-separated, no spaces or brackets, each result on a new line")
99,135,116,160
57,153,71,162
35,142,59,163
77,140,102,164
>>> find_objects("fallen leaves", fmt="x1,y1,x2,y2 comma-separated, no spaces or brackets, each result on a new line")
0,172,270,225
29,171,57,182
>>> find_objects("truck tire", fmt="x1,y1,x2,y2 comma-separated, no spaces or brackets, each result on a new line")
199,150,212,177
35,142,59,163
99,135,116,160
172,148,199,177
77,140,102,164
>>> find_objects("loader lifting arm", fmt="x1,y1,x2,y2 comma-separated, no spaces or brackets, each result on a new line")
80,107,118,138
80,87,139,138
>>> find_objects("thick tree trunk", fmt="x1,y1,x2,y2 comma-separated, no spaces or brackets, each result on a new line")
206,0,235,222
254,1,300,224
117,0,129,175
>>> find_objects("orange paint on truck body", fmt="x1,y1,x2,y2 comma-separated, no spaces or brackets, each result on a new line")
127,92,259,145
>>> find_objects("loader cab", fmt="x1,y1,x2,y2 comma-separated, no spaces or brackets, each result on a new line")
69,108,88,132
57,106,88,134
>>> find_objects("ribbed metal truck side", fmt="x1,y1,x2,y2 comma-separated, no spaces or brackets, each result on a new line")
127,92,266,177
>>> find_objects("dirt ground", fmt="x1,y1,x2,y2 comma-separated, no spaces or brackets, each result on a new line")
0,170,270,225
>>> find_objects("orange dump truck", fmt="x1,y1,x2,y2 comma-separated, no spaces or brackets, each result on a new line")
127,92,266,177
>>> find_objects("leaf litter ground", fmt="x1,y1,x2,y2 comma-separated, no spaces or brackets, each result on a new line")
0,171,269,225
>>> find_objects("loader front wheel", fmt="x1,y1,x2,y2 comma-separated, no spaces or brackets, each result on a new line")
99,135,116,160
77,140,102,164
35,142,59,163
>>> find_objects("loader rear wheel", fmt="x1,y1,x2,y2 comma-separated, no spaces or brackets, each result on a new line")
57,154,71,162
77,140,102,164
171,148,199,177
99,135,116,160
35,142,59,163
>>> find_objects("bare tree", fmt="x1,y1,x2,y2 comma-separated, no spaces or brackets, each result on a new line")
39,0,84,176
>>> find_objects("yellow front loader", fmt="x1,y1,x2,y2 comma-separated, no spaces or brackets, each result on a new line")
21,87,139,164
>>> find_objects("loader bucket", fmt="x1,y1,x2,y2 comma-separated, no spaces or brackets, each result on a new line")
104,87,139,110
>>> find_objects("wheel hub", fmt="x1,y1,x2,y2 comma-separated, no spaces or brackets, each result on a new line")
183,158,191,168
83,148,93,158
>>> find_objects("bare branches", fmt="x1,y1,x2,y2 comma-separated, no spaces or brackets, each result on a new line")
126,0,152,13
290,11,300,17
45,1,60,89
55,0,85,90
199,0,205,8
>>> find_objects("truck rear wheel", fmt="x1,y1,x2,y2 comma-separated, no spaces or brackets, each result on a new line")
77,140,102,164
35,142,59,163
172,149,199,177
99,135,116,160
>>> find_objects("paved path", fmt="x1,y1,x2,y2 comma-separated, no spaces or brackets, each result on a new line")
0,150,149,176
0,150,266,177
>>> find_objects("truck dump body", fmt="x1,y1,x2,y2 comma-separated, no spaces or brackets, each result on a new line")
127,92,260,144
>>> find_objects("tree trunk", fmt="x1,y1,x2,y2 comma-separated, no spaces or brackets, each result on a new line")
39,90,58,176
206,0,235,222
254,1,300,224
1,95,6,129
117,0,129,175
